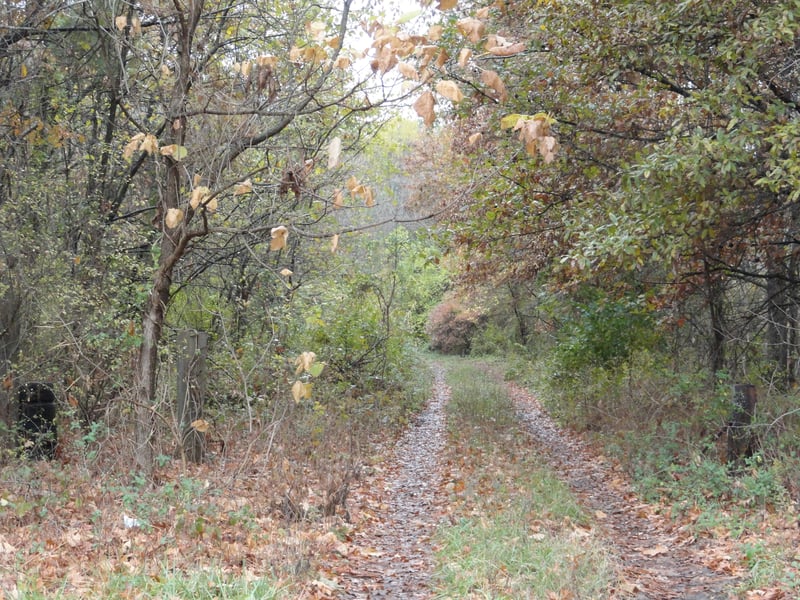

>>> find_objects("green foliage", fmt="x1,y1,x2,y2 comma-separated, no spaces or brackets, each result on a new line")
289,227,447,391
552,294,659,373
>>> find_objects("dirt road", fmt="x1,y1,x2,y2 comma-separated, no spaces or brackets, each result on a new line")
326,362,739,599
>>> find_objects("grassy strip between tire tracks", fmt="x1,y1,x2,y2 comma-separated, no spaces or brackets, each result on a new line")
431,359,617,600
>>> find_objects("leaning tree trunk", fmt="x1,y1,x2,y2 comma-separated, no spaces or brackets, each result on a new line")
133,267,173,474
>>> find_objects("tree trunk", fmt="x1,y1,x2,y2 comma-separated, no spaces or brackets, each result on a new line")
704,259,726,375
133,267,173,474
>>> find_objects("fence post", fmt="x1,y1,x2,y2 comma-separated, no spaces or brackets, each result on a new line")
177,330,208,463
726,383,757,467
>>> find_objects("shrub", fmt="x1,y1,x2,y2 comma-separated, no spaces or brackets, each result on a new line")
426,299,486,355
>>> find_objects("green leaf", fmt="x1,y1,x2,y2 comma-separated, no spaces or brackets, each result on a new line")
500,114,525,129
308,361,325,378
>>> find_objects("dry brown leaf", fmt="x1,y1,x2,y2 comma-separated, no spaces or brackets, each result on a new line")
458,48,473,67
397,61,420,80
456,17,485,43
413,91,436,127
165,208,183,229
481,69,508,102
640,544,669,557
190,186,211,210
489,41,526,56
233,179,253,195
436,80,464,103
427,24,443,41
327,137,342,169
332,188,344,209
270,225,289,251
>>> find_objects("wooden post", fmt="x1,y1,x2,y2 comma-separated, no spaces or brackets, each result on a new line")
726,383,757,466
177,330,208,463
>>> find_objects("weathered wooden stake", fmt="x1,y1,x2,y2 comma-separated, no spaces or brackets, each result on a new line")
726,383,757,466
177,330,208,463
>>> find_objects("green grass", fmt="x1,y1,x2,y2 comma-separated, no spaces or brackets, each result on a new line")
12,568,289,599
432,360,616,599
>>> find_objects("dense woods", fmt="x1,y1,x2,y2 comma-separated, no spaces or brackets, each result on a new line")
411,0,800,466
2,0,800,595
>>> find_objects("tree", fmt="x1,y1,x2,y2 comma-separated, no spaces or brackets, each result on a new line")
404,0,800,383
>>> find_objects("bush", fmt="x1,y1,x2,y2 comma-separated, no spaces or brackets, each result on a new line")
427,299,486,355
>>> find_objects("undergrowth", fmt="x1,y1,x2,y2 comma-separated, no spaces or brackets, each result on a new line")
512,348,800,596
0,354,434,598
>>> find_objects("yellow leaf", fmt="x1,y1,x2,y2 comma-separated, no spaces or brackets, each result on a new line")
500,113,524,129
190,419,210,433
331,234,339,253
165,208,184,229
20,63,27,78
436,80,464,103
413,91,436,127
159,144,187,160
280,268,293,276
270,225,288,251
327,137,342,169
190,186,211,209
233,179,253,195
